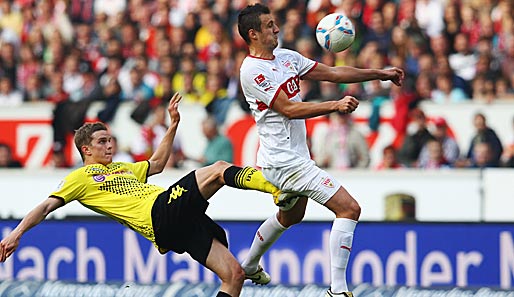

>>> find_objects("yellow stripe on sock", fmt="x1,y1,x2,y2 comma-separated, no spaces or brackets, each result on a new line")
236,167,253,189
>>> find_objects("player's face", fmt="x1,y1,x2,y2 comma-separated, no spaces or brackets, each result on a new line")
258,14,279,50
86,130,113,165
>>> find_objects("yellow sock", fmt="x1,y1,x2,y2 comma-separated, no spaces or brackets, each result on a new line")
224,166,280,196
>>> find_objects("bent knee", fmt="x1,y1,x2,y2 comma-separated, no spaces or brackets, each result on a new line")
230,264,245,285
328,194,361,221
348,199,361,220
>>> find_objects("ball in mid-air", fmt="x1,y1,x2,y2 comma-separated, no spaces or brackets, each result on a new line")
315,13,355,53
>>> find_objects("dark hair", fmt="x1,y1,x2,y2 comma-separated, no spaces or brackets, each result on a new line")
74,122,108,161
238,3,270,44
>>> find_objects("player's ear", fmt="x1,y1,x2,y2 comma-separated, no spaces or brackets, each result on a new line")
248,29,258,41
81,145,91,156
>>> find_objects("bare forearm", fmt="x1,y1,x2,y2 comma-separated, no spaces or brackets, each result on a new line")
148,123,178,173
280,100,339,119
13,203,51,236
330,67,384,84
305,64,384,84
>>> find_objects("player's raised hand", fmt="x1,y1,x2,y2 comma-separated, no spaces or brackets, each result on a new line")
336,96,359,114
0,233,20,262
167,92,182,126
381,67,405,86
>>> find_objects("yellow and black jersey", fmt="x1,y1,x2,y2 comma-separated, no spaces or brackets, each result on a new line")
49,161,165,245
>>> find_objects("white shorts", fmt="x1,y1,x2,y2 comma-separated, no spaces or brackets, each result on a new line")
262,160,341,205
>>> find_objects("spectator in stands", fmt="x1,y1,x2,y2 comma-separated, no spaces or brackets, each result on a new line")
417,139,452,169
398,108,435,167
195,115,233,166
375,145,404,170
389,26,409,61
133,55,160,90
361,11,392,56
131,102,185,168
418,117,460,166
381,1,398,31
404,36,428,76
122,68,154,124
435,56,472,98
414,71,434,101
47,71,81,152
495,77,514,100
0,76,22,106
23,74,45,102
111,135,134,163
50,146,72,168
500,39,514,86
501,116,514,167
465,113,503,167
62,54,85,102
16,44,41,91
97,77,122,123
279,8,312,50
312,112,370,170
0,143,22,168
449,33,477,84
203,73,233,125
442,3,461,51
0,42,17,88
415,0,444,37
0,0,22,37
172,57,205,104
34,0,73,43
431,73,468,103
458,142,499,168
429,35,450,61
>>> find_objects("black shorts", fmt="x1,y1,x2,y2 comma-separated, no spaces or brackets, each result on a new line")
151,170,228,265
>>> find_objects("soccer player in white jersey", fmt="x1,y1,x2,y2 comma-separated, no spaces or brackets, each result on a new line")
237,4,405,297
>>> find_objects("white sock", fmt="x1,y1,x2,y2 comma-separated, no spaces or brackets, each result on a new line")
241,213,288,274
330,218,357,293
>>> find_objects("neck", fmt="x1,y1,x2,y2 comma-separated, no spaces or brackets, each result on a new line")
249,46,274,59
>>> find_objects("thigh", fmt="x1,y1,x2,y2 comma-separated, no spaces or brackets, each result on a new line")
324,186,360,219
264,162,341,205
194,161,230,200
205,238,241,280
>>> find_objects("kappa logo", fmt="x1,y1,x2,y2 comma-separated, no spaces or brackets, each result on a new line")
321,177,334,188
167,185,188,204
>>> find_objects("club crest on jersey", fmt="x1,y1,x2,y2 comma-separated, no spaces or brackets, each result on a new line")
281,59,295,71
321,177,334,188
93,175,106,182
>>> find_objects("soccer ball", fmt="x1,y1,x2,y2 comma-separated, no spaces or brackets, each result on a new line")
315,13,355,53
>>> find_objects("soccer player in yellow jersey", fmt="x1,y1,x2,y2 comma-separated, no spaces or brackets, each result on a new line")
0,92,282,297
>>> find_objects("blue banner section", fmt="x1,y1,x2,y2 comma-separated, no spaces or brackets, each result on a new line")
0,221,513,289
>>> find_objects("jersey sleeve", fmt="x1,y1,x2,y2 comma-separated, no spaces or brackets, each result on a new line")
240,62,280,107
124,161,150,183
288,49,317,77
49,169,86,204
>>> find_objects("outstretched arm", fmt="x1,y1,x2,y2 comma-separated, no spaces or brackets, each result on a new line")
0,197,64,262
272,88,359,119
148,92,182,176
303,63,405,86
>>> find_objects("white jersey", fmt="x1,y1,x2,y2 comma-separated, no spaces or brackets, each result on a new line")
240,48,318,168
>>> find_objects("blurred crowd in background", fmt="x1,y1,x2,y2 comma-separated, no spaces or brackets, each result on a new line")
0,0,513,170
